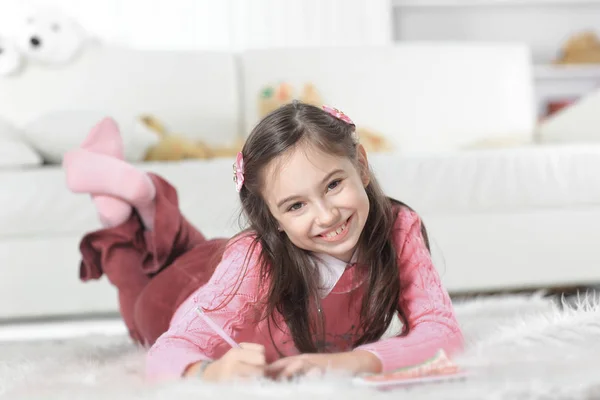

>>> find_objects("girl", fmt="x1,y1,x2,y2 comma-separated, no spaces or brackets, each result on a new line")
63,102,463,383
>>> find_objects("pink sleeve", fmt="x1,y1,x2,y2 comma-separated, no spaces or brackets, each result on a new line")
355,209,464,372
145,235,263,381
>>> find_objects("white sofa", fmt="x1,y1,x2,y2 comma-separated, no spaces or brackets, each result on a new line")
0,43,599,320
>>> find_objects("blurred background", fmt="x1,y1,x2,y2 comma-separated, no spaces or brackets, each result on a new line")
0,0,599,338
3,0,600,116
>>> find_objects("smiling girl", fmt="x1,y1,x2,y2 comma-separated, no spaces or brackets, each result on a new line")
64,102,463,382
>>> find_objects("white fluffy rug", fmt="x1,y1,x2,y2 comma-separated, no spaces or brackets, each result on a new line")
1,293,600,400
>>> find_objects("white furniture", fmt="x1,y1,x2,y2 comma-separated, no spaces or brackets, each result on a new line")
0,43,598,320
392,0,600,118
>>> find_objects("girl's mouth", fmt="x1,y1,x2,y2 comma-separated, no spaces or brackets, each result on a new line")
318,215,352,242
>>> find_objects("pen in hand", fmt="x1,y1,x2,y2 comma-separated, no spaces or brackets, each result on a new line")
195,306,241,349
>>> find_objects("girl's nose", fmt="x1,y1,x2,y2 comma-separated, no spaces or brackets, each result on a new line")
316,203,339,227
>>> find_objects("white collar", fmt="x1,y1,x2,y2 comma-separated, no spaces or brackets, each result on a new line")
313,250,358,298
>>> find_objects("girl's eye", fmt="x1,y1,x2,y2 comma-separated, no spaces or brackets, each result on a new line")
288,202,303,212
327,179,342,191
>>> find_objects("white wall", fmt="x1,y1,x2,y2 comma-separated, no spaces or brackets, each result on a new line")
0,0,393,51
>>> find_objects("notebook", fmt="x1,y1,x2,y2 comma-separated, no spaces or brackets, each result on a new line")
353,349,468,390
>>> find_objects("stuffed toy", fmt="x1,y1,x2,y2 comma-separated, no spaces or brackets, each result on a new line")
355,127,394,153
0,37,24,76
299,83,322,107
554,31,600,65
0,7,88,77
257,82,393,153
258,82,294,117
14,7,88,66
140,115,242,162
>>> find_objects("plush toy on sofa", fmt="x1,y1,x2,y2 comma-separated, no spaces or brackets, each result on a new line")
13,7,88,66
554,31,600,65
0,37,24,76
257,82,393,153
258,82,295,117
140,115,242,162
0,7,89,78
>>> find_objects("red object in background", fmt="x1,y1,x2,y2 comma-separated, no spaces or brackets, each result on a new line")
545,98,578,117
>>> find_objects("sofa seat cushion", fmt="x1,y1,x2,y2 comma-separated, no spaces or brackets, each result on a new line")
2,144,598,237
371,144,600,214
0,159,241,238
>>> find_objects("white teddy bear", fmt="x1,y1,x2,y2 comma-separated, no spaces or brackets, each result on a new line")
0,7,87,75
14,7,87,66
0,37,23,76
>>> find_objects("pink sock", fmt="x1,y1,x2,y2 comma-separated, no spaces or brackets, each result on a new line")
77,118,132,228
64,149,156,230
81,118,126,159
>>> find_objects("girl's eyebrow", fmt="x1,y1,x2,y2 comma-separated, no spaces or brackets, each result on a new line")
276,169,344,208
277,195,301,209
320,169,344,185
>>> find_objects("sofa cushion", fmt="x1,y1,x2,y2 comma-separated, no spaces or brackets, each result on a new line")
239,44,536,152
0,118,42,168
22,110,158,163
1,145,599,237
371,144,600,215
0,159,242,238
0,45,241,161
536,88,600,145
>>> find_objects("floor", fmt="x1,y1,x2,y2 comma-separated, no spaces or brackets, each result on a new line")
0,317,127,342
2,293,599,400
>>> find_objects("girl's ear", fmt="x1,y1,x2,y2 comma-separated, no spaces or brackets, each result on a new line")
357,144,370,187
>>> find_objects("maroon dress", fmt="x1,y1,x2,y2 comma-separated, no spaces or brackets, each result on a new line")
78,174,227,346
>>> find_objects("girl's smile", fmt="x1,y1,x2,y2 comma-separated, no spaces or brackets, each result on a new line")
316,214,353,243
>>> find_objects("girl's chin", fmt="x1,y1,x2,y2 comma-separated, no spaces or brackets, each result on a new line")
316,239,359,262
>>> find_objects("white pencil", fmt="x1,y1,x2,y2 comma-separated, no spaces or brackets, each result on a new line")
195,306,241,349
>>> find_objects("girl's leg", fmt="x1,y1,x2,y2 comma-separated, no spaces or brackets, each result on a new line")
133,238,228,346
78,173,213,343
78,216,150,343
64,118,216,343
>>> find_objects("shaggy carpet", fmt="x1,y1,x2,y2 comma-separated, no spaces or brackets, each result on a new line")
1,293,599,400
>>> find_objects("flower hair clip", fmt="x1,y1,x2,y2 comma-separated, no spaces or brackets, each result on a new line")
233,151,244,192
322,105,355,126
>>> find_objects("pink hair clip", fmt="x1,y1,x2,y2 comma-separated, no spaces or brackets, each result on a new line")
233,151,244,192
322,105,355,126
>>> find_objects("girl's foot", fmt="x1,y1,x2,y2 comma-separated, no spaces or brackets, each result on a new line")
64,149,156,230
77,118,132,228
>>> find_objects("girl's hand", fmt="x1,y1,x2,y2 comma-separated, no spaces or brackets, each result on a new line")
265,350,382,380
265,354,322,380
187,343,267,382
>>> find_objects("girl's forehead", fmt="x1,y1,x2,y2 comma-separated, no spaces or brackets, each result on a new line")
267,146,346,180
262,146,353,200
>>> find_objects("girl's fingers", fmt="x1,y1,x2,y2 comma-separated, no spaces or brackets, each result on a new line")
264,358,289,375
279,360,314,380
227,346,266,366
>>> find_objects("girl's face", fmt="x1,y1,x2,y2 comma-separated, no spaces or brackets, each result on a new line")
262,143,370,263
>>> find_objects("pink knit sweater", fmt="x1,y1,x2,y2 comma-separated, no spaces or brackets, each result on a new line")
146,208,464,380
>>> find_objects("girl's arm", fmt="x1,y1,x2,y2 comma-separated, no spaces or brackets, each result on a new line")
145,235,263,381
354,209,464,372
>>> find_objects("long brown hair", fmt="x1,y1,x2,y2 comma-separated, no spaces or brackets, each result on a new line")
238,102,429,354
